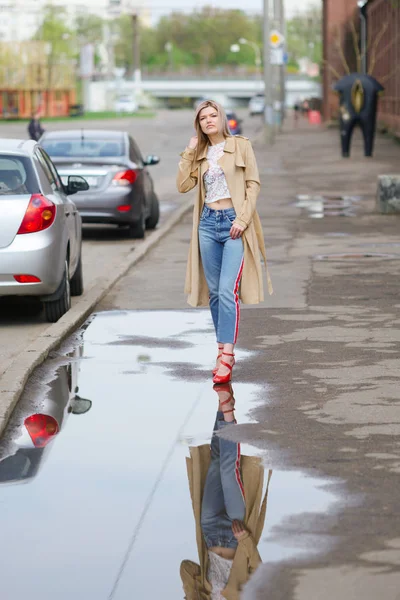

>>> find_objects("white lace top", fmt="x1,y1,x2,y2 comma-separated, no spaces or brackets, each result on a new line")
207,551,234,600
204,141,231,204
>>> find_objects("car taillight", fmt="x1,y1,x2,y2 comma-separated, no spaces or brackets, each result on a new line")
112,170,138,186
228,119,237,129
17,194,56,234
24,414,59,448
13,275,41,283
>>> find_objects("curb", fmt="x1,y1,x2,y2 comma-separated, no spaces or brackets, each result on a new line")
0,197,194,436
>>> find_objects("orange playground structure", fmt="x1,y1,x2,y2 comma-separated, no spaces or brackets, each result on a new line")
0,41,76,119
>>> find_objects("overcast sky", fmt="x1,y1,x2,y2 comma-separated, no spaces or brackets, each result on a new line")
148,0,320,20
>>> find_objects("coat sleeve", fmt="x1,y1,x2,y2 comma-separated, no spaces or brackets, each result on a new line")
177,147,198,193
234,140,261,230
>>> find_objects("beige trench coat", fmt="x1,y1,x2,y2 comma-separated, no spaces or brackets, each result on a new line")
180,444,273,600
177,135,273,307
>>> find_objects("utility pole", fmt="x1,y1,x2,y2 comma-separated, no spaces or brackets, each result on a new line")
279,0,286,128
263,0,274,143
132,12,141,79
132,12,142,103
273,0,286,131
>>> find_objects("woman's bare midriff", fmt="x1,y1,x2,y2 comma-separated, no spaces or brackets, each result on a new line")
209,546,236,559
207,198,233,210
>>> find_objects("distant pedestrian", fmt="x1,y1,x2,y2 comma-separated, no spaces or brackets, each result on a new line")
177,100,272,384
293,101,301,128
28,111,45,141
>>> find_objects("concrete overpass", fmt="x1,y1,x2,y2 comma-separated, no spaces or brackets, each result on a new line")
88,76,322,111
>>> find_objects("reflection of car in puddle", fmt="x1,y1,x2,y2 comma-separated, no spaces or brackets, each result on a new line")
0,350,91,485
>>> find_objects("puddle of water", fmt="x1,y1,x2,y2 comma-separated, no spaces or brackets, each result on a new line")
314,252,400,261
295,194,361,218
0,311,342,600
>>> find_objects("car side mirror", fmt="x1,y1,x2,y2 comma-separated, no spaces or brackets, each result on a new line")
144,155,160,166
66,175,89,195
70,395,92,415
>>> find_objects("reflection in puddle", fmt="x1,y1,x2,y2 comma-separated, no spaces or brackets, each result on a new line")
295,194,361,218
0,311,342,599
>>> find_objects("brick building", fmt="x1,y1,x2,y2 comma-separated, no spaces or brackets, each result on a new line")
323,0,400,134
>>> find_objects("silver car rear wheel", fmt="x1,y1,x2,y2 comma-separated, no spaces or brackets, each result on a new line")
43,261,71,323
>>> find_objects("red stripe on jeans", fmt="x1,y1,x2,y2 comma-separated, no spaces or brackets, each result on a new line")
233,259,244,344
235,442,245,502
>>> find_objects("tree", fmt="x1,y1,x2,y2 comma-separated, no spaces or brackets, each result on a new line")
76,14,104,45
34,5,74,62
286,7,322,71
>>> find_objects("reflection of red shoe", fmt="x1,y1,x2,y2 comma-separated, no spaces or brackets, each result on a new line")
213,352,235,384
213,383,235,418
212,345,224,376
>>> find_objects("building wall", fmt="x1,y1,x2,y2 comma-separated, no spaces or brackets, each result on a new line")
367,0,400,134
322,0,359,121
323,0,400,133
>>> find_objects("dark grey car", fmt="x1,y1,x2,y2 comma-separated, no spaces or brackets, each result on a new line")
40,130,160,238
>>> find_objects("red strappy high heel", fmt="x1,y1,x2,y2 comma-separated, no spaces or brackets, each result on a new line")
215,385,236,421
212,345,224,376
213,352,235,384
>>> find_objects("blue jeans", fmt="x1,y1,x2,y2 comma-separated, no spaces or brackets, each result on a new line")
198,206,244,344
201,413,246,549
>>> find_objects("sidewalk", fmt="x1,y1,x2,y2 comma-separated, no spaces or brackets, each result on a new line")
99,119,400,599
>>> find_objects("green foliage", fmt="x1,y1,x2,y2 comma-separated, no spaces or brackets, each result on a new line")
76,14,104,45
30,4,322,74
33,5,74,61
286,7,322,70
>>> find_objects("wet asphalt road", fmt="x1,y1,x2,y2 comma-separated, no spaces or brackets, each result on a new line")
0,311,339,599
2,115,400,599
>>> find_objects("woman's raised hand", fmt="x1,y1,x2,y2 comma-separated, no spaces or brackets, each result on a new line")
188,136,198,150
232,520,248,540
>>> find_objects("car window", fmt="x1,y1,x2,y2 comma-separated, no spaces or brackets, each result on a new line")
129,137,143,165
35,149,63,194
41,138,125,158
39,149,65,193
0,155,40,195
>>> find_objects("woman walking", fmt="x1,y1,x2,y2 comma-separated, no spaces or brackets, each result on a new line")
177,100,272,384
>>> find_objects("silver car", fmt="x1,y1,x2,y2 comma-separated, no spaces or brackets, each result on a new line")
249,94,265,116
0,139,88,322
40,129,160,239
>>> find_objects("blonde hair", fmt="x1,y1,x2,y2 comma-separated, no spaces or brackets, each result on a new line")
193,100,232,162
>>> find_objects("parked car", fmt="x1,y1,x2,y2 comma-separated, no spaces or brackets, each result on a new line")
0,347,91,485
115,95,138,114
40,130,160,239
226,111,243,135
0,139,87,322
248,94,265,116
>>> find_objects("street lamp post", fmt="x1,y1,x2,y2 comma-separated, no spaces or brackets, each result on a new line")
238,37,262,80
165,41,173,71
358,0,369,74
